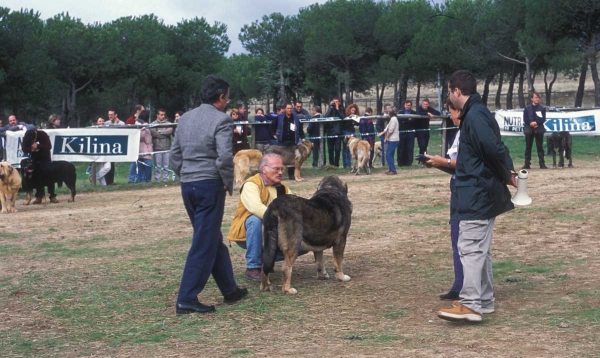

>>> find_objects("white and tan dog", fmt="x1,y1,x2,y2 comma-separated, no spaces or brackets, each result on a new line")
233,149,263,190
345,136,371,175
0,161,22,213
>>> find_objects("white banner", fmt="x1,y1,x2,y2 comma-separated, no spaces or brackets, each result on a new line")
495,109,600,136
5,128,141,165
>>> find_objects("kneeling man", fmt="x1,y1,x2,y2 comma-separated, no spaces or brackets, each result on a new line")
227,153,291,282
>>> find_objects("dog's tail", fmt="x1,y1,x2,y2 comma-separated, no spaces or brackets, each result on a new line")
262,204,280,274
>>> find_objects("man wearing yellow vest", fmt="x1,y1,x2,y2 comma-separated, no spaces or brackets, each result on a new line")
227,153,292,282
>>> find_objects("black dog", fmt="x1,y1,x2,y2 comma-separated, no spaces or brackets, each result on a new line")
20,158,77,204
547,132,573,168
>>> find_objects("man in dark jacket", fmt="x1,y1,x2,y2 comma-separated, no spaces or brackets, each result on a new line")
397,100,417,166
415,98,441,155
522,92,547,169
324,97,345,167
22,128,55,204
269,103,305,179
437,70,517,323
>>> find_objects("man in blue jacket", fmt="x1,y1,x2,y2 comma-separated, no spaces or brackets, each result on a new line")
437,70,517,323
397,100,417,166
522,92,547,169
415,98,441,155
269,103,305,179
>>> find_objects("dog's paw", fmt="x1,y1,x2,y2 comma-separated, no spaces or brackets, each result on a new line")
317,272,330,280
336,274,351,282
295,178,304,182
260,283,272,292
0,209,7,214
284,287,298,295
68,197,74,203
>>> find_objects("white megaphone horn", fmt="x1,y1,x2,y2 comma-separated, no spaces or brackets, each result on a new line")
511,169,532,206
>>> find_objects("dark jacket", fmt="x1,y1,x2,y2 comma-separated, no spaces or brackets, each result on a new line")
359,118,375,140
523,104,546,134
307,113,322,139
415,106,441,130
452,93,514,221
324,106,344,136
253,115,273,142
22,129,52,164
376,114,387,133
398,109,417,131
271,113,304,144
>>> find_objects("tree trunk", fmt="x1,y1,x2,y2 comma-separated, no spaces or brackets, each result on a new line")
518,70,525,108
376,82,385,114
400,75,408,107
482,73,495,107
495,69,504,109
506,65,517,110
415,81,421,105
590,55,600,107
279,63,286,105
344,72,351,107
393,79,399,109
543,68,558,106
575,57,588,107
518,41,535,95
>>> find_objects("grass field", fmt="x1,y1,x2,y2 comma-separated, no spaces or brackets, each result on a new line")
1,132,599,357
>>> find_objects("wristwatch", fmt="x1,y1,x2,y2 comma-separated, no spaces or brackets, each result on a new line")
447,159,451,167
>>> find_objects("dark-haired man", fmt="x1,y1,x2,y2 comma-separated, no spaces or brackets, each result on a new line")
437,70,516,323
170,75,248,315
522,92,547,169
150,109,173,182
21,128,55,204
415,98,441,155
307,105,322,167
269,103,305,180
397,100,417,166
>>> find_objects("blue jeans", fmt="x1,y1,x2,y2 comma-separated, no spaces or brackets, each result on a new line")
385,141,399,173
379,136,386,165
177,179,237,304
130,159,152,183
342,130,355,168
236,214,309,267
237,215,263,269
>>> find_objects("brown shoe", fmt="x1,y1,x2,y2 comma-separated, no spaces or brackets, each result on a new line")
386,171,397,175
244,268,261,282
437,302,482,322
32,197,44,205
50,197,59,204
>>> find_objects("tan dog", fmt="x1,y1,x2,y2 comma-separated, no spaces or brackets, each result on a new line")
345,136,371,175
264,141,314,181
373,142,382,166
233,149,263,189
0,161,22,213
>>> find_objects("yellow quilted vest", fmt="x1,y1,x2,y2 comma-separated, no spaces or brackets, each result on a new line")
226,174,289,242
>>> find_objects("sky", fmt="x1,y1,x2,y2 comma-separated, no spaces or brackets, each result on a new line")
1,0,328,56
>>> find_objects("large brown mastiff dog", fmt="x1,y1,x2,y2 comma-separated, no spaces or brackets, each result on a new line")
260,175,352,294
264,141,314,181
0,161,22,213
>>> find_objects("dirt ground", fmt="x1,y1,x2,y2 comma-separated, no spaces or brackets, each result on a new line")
1,160,599,357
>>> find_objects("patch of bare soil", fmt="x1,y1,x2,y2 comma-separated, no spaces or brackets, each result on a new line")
1,160,599,357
